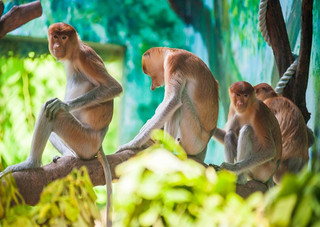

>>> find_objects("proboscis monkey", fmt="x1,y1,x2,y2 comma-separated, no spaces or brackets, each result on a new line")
117,47,219,161
0,23,122,226
254,83,309,184
213,81,282,186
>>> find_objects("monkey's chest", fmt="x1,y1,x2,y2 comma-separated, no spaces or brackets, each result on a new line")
64,80,93,101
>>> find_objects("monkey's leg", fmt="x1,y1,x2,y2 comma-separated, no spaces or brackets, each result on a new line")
0,104,54,177
224,130,237,163
49,132,77,163
179,95,211,160
49,132,76,156
235,125,254,184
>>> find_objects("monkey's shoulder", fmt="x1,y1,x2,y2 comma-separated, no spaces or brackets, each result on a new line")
78,43,104,65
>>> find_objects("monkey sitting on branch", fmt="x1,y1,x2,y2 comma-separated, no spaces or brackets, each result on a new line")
254,83,310,184
0,22,122,227
213,81,282,187
117,47,220,162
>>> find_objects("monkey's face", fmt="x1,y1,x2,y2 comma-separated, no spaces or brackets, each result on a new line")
48,23,77,60
49,33,69,59
229,81,255,113
142,48,165,90
150,74,164,91
232,93,251,113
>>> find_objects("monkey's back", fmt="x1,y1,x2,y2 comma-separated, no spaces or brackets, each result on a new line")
264,97,309,160
169,49,220,133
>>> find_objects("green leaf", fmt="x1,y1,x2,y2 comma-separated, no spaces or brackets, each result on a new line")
60,200,79,222
138,205,160,226
150,129,187,160
268,194,297,227
292,195,312,227
162,188,192,203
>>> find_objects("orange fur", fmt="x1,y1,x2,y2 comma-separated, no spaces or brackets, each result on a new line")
254,83,309,184
223,81,282,184
118,47,219,159
0,23,122,227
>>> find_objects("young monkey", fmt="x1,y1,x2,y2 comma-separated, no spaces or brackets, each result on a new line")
214,81,282,186
254,83,309,184
0,23,122,227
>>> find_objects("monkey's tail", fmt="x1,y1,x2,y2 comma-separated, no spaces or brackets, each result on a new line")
97,150,112,227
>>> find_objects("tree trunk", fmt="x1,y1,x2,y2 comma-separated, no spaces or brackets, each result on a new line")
267,0,312,122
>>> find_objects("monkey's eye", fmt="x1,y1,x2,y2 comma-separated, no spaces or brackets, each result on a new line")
62,35,68,40
53,35,58,39
244,94,248,98
236,93,241,97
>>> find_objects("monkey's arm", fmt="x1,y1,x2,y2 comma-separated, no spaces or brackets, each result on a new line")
222,127,277,174
117,77,185,152
67,48,123,110
223,147,277,174
212,128,226,144
67,81,122,110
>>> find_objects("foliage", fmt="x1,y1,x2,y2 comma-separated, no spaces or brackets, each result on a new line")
264,169,320,227
0,167,33,226
114,130,320,227
32,167,100,226
1,131,320,226
0,166,100,226
0,54,65,166
113,130,267,227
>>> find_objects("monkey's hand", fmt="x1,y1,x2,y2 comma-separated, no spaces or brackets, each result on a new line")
220,162,240,173
0,160,41,178
45,98,70,120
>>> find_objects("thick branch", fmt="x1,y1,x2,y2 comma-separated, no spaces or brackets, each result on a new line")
9,150,267,205
293,0,313,122
11,150,136,206
266,0,294,86
0,1,42,39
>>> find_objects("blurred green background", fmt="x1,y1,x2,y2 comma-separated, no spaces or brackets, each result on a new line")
0,0,319,170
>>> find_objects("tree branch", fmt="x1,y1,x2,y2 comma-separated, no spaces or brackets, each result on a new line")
8,150,267,206
10,150,136,206
293,0,313,122
266,0,312,124
266,0,294,86
0,1,42,39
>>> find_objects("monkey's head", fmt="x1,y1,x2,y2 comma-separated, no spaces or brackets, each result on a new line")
48,23,78,60
142,47,166,91
254,83,278,101
229,81,256,113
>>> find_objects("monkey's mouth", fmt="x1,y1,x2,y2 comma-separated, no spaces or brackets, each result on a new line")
236,104,246,112
53,50,65,57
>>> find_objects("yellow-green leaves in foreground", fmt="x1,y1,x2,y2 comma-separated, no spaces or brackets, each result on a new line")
0,167,100,226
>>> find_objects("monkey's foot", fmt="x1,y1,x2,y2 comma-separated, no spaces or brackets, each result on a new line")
0,161,40,178
0,169,10,178
236,173,248,185
220,162,236,171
